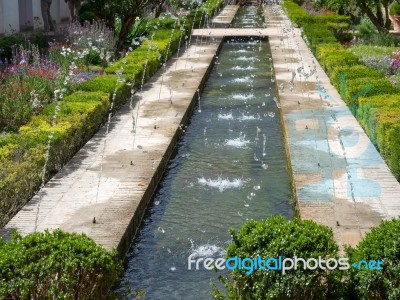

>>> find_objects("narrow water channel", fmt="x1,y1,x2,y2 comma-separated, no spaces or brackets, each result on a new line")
117,6,294,299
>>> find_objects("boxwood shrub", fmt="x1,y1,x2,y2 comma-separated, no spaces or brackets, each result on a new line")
331,65,384,91
343,78,398,113
0,229,122,299
346,218,400,300
213,216,343,300
0,91,109,225
320,50,360,75
214,217,400,300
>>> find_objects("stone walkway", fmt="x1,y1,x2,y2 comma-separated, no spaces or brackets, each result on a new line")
264,4,400,246
0,5,242,253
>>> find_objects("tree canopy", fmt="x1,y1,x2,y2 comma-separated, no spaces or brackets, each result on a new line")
315,0,395,32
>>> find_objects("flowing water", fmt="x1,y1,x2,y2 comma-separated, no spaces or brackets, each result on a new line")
117,6,294,299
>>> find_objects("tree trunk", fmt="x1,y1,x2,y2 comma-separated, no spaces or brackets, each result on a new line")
117,16,137,51
361,4,385,32
384,4,392,31
154,0,166,18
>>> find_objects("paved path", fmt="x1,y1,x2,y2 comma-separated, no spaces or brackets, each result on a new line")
212,5,239,25
264,5,400,246
193,28,274,36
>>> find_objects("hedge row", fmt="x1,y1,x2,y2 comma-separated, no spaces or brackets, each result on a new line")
284,0,400,180
283,0,351,53
0,230,122,299
214,216,400,300
0,0,224,227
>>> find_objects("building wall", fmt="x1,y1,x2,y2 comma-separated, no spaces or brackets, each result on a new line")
0,0,71,34
0,0,4,34
1,0,20,34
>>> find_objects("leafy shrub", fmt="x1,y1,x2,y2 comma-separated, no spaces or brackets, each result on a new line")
346,218,400,299
0,91,109,226
0,49,59,132
331,65,384,91
327,21,352,43
344,78,398,109
316,44,341,61
0,34,45,62
320,50,360,75
0,229,122,299
355,19,378,42
303,24,338,54
213,216,343,300
390,1,400,16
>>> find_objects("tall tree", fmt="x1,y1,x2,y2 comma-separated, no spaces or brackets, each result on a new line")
316,0,394,32
87,0,150,50
113,0,150,50
152,0,168,18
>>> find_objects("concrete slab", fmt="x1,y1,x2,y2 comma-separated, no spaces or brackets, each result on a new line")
212,5,239,25
193,28,275,36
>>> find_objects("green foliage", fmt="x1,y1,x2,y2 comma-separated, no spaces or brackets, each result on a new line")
0,91,109,226
344,78,398,108
320,50,360,75
356,94,400,179
330,65,384,90
327,21,352,43
390,1,400,16
355,19,378,41
316,44,341,61
315,0,392,33
303,24,338,55
346,218,400,300
0,34,45,61
357,95,400,139
349,44,396,59
0,229,122,299
213,216,343,300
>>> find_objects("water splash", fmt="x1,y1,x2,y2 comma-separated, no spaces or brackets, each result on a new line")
238,115,256,121
232,93,254,100
197,177,245,192
233,76,253,83
189,243,226,258
236,57,259,62
232,65,256,71
225,137,251,148
218,113,233,120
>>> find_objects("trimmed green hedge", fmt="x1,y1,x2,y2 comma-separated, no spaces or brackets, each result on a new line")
347,218,400,299
320,50,360,75
330,65,385,90
344,78,398,108
0,230,122,299
302,24,338,54
213,216,342,299
0,91,110,225
0,0,224,227
215,217,400,299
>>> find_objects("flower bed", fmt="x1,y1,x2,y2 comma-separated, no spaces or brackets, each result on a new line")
0,0,223,227
284,0,400,181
